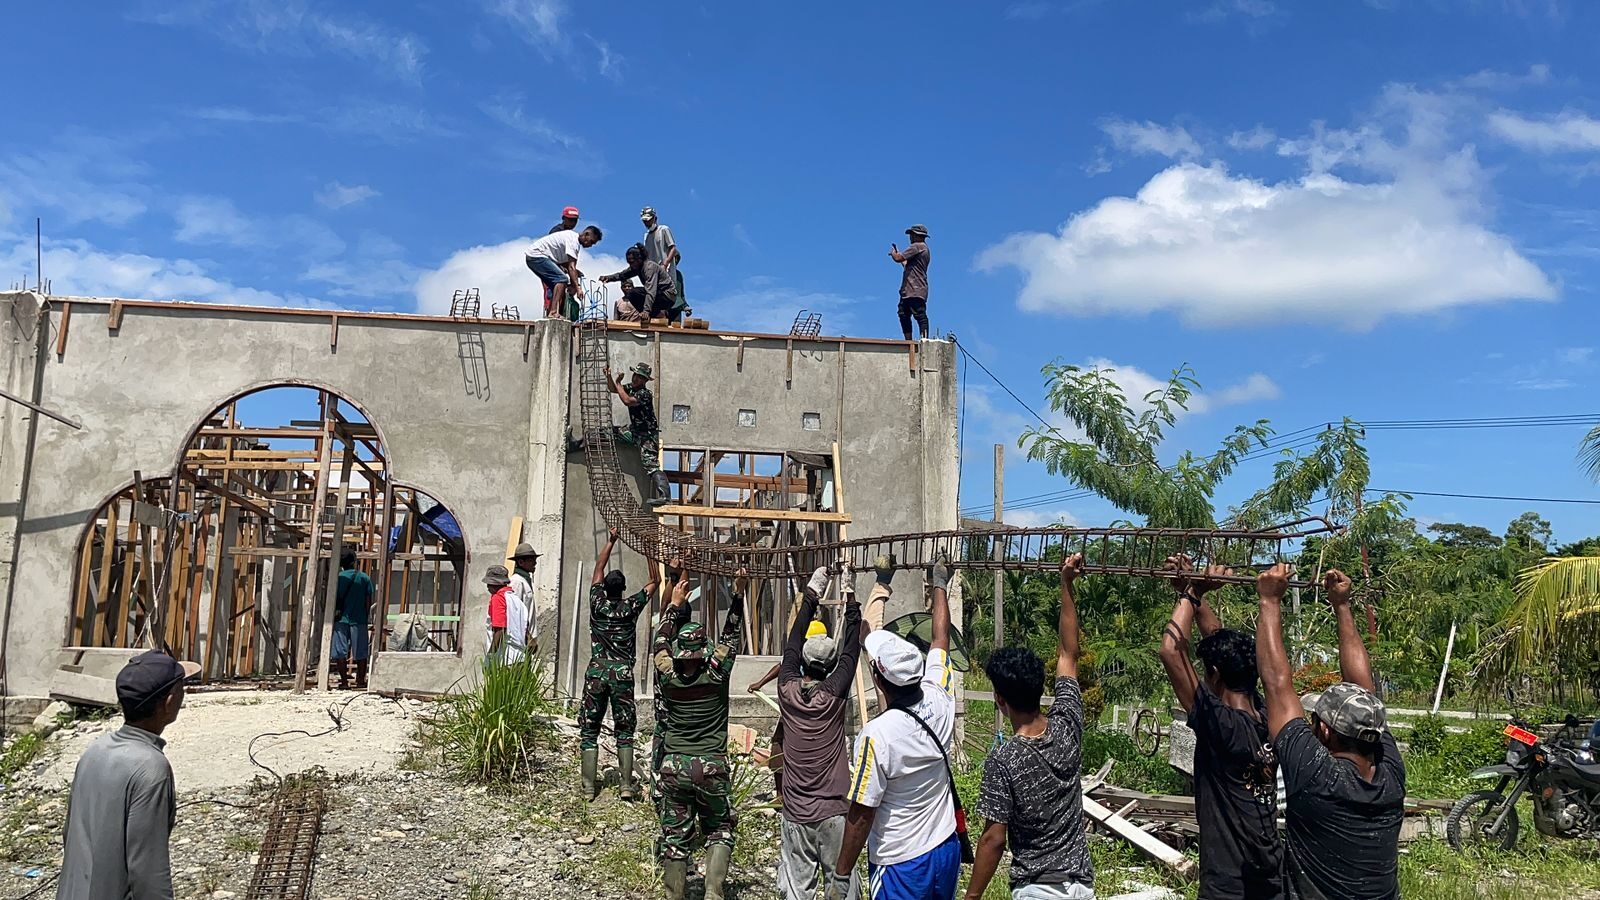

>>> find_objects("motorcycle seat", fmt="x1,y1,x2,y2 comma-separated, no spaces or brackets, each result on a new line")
1570,758,1600,780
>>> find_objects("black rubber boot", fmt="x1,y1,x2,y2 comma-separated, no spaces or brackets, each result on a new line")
662,860,688,900
581,748,599,801
618,745,637,801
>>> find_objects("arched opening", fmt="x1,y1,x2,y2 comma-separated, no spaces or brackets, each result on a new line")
66,386,466,683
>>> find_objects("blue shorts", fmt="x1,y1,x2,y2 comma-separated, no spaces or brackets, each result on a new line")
869,833,960,900
330,622,369,662
526,255,568,287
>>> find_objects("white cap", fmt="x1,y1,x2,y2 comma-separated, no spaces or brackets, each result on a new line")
864,631,924,687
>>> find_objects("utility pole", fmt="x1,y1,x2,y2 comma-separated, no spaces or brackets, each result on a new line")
992,444,1004,737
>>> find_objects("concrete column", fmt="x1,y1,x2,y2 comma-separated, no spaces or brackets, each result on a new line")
524,323,572,668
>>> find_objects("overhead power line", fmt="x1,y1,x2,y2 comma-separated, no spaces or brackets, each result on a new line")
1369,489,1600,506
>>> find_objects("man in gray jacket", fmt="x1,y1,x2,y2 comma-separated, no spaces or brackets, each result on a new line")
57,650,199,900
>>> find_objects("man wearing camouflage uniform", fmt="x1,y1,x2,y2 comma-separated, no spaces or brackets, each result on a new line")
579,526,659,802
653,566,747,900
603,362,669,507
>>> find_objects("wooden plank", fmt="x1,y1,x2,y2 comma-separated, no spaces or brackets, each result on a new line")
650,504,850,523
88,501,120,646
316,427,357,691
503,516,524,565
108,299,126,331
55,301,71,357
329,312,339,350
1082,795,1195,877
785,337,793,388
292,406,335,693
74,517,97,645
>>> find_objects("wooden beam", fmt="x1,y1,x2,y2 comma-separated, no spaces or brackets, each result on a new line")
292,408,335,693
650,504,850,523
1082,795,1195,878
316,425,357,691
54,301,71,358
329,312,339,350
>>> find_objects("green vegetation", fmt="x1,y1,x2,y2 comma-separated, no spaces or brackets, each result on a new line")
416,657,560,782
0,732,44,781
223,833,260,853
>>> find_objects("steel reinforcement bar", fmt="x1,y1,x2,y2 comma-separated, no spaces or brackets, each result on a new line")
576,317,1336,586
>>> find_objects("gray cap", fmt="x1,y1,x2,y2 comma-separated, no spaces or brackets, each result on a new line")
483,565,511,587
802,635,839,670
1302,682,1387,742
905,224,929,237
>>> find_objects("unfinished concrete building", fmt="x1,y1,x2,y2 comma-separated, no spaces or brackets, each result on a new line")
0,290,959,725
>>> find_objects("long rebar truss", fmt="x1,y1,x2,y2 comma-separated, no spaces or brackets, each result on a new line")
576,317,1335,586
245,775,327,900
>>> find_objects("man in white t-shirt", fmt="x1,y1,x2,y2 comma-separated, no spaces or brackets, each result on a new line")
509,542,541,657
525,225,602,320
831,558,961,900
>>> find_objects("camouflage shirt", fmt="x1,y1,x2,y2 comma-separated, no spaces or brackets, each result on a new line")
653,595,744,758
625,383,658,439
589,584,651,667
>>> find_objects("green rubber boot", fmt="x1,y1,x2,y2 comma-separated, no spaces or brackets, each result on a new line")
617,745,637,801
580,748,599,801
703,844,732,900
662,860,688,900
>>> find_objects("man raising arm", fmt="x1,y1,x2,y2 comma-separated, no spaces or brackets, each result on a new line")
1257,566,1404,900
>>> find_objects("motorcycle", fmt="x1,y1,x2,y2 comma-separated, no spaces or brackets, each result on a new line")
1446,715,1600,851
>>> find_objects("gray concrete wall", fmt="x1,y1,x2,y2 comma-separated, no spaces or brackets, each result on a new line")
0,293,571,697
557,331,961,701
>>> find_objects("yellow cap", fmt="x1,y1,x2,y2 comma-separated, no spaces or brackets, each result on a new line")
806,621,828,640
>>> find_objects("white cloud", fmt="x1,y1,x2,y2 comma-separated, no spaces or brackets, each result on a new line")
1190,0,1278,22
732,224,757,252
1227,126,1277,151
413,237,625,317
980,86,1555,329
690,278,864,335
0,235,326,308
488,0,565,45
136,1,426,82
1079,358,1279,415
1455,64,1552,91
1004,508,1083,528
315,182,380,210
1487,109,1600,152
171,195,344,258
1101,119,1203,160
0,138,148,228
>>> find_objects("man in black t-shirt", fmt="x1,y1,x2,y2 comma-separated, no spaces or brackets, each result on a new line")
1156,556,1282,899
1256,565,1404,900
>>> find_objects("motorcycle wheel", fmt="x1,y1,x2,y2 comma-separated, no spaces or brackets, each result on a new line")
1445,790,1520,852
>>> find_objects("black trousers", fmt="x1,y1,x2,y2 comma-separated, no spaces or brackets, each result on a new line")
898,296,928,337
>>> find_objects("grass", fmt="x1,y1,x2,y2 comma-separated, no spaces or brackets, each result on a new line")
0,732,44,781
1399,837,1600,898
466,879,503,900
223,834,260,853
416,657,560,782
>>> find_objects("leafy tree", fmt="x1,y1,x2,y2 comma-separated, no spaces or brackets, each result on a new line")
1427,522,1501,550
1503,511,1552,558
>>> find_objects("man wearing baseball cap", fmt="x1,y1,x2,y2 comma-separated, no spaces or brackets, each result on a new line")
770,564,864,900
1256,566,1405,900
549,205,580,234
888,225,931,342
57,650,200,900
652,565,748,900
832,556,961,900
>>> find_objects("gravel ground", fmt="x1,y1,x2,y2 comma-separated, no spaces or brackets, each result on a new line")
3,697,785,900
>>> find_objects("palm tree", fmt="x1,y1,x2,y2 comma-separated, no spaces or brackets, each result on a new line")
1582,425,1600,484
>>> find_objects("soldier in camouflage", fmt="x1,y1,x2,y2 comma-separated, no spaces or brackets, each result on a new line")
652,566,747,900
579,526,660,802
603,362,668,507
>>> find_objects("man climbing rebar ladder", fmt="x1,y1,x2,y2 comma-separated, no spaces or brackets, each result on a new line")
578,526,660,802
653,565,747,900
603,362,669,506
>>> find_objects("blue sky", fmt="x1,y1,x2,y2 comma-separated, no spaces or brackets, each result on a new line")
4,0,1599,543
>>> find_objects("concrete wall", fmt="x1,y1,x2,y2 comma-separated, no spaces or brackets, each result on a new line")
0,293,571,697
0,294,960,706
557,330,961,700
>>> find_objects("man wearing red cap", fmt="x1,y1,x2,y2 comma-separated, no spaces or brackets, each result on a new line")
549,206,580,235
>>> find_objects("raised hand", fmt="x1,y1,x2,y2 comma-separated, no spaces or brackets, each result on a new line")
1256,563,1292,603
1060,552,1086,583
1324,568,1353,605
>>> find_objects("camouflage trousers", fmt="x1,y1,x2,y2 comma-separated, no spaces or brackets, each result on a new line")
615,427,660,475
578,661,636,750
657,753,736,860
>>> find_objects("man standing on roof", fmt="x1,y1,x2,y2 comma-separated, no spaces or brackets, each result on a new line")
832,556,963,900
1256,566,1404,900
550,205,580,234
963,553,1093,900
526,224,602,321
509,543,542,658
654,565,747,900
579,527,660,802
888,225,931,341
1156,555,1283,899
641,207,687,318
774,564,864,900
603,362,668,506
331,548,375,690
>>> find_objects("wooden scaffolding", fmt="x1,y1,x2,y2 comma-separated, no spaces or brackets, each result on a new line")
66,389,466,688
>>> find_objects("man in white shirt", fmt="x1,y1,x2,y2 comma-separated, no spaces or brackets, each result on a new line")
526,225,602,320
509,542,541,657
832,558,961,900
